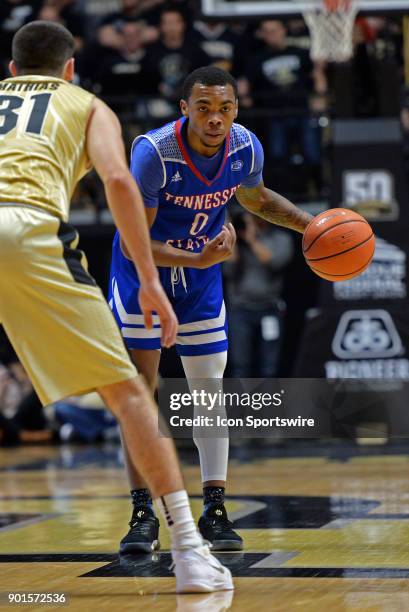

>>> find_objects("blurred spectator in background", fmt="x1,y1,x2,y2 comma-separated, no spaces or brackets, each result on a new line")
143,5,211,104
93,20,152,111
230,22,263,79
193,19,240,72
224,213,294,378
0,361,28,417
238,20,327,199
55,392,118,443
38,0,88,53
331,17,403,119
0,0,43,75
286,17,312,51
345,19,380,117
0,330,51,445
97,0,162,46
0,0,43,55
79,0,160,90
0,2,88,78
367,16,403,67
365,17,402,117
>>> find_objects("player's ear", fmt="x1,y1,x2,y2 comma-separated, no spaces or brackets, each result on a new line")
234,100,238,119
62,58,75,82
9,60,17,77
180,99,188,118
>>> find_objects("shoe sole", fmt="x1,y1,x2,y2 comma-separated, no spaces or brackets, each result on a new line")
119,539,160,554
209,540,243,551
177,581,234,593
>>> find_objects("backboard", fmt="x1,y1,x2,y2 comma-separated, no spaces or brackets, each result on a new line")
201,0,409,18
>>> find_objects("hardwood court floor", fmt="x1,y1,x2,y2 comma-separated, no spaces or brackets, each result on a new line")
1,442,409,611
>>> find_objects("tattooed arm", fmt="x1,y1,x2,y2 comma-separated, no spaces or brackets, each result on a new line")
235,181,313,234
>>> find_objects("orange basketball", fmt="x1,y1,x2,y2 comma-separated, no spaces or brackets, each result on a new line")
302,208,375,282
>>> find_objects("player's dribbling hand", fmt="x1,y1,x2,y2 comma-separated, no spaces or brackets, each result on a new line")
138,278,178,348
199,223,237,268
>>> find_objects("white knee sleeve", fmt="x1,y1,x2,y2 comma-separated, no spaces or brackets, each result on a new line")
180,352,229,483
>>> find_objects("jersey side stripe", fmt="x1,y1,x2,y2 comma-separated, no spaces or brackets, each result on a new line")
178,302,226,333
112,278,161,326
122,326,162,339
176,330,227,345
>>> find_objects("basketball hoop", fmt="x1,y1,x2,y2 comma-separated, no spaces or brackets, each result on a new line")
303,0,358,62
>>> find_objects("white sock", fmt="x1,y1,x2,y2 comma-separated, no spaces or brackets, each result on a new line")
156,490,203,551
181,352,229,482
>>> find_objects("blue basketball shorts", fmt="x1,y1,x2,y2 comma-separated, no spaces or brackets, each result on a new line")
109,236,228,356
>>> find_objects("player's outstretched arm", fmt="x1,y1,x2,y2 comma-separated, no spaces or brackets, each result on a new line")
86,98,177,347
236,181,313,234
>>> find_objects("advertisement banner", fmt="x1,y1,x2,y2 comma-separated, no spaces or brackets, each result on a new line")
318,236,408,307
294,308,409,380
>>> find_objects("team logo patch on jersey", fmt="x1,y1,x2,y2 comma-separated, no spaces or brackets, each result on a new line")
231,160,243,171
171,170,183,182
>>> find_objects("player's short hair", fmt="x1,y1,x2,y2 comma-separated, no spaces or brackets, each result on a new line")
12,21,75,75
182,67,238,101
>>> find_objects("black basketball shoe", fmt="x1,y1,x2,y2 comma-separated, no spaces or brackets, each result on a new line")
198,504,243,551
119,505,160,554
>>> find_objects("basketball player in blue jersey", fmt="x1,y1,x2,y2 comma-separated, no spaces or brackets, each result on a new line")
110,66,313,554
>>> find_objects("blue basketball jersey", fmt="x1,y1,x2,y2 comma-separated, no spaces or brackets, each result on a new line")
109,117,263,355
137,116,256,250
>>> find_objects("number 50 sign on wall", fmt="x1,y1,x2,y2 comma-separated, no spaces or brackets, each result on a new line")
343,170,399,222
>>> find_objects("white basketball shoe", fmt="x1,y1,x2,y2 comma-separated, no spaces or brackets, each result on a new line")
176,590,234,611
171,544,234,593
